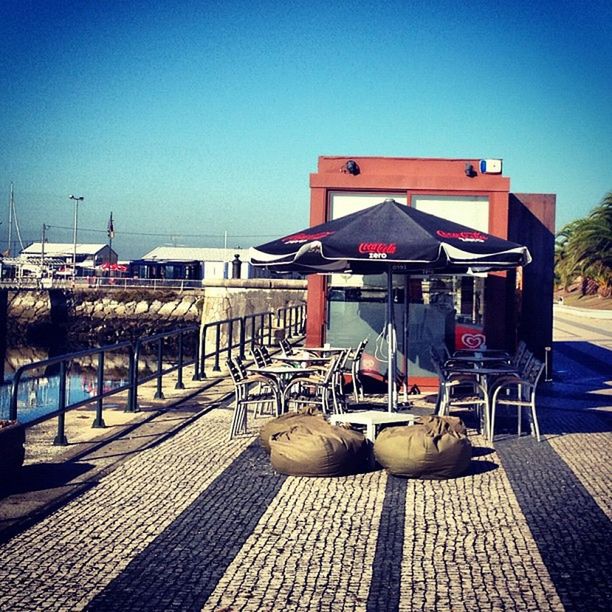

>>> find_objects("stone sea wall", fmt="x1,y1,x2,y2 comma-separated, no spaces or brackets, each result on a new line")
5,280,307,347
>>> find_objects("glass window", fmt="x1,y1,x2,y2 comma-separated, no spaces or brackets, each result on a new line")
412,195,489,232
326,273,486,385
325,193,488,385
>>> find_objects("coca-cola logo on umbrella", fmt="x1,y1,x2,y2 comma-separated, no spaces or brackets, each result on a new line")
358,242,397,259
436,230,487,243
282,231,335,244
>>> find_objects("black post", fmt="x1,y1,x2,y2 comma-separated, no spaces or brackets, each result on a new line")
239,318,246,359
92,349,106,428
175,331,185,389
0,290,7,385
126,348,137,412
154,338,165,399
231,254,242,279
54,360,69,446
193,328,202,380
213,324,221,372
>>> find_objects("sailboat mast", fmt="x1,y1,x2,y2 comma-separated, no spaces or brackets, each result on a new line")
7,182,14,256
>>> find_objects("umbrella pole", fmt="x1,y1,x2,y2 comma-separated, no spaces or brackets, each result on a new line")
402,275,410,404
387,269,397,412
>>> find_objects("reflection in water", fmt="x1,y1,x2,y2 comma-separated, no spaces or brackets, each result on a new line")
1,345,157,424
3,335,195,424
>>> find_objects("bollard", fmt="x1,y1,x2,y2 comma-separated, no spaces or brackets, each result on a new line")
544,346,553,382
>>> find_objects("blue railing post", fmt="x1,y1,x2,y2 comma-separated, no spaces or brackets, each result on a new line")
193,329,202,381
154,337,165,399
53,360,69,446
213,323,221,372
175,332,185,390
266,312,273,346
226,319,234,362
9,371,20,422
126,348,137,412
239,318,246,359
281,308,288,336
92,349,106,428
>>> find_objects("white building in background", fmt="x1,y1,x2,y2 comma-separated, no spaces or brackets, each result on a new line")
19,243,117,276
132,246,271,281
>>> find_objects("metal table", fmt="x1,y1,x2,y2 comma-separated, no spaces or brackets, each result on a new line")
250,365,314,415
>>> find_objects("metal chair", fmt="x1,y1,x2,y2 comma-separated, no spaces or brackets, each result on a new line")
349,338,368,402
251,344,272,367
279,338,293,356
226,357,278,440
431,346,489,435
331,348,352,413
283,356,340,415
490,358,545,442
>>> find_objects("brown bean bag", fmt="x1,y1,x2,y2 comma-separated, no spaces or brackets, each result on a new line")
374,415,471,479
259,408,324,454
270,420,368,477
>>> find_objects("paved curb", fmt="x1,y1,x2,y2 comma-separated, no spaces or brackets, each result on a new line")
554,303,612,319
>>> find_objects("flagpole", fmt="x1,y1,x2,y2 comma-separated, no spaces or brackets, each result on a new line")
107,212,113,274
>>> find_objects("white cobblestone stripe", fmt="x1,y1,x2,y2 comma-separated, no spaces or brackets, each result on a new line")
0,406,251,611
399,433,564,611
203,469,389,611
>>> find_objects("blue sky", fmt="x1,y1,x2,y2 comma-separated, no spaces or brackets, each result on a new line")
1,0,610,259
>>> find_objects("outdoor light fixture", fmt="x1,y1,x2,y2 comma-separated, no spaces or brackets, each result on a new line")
464,163,477,178
68,194,84,282
343,160,360,175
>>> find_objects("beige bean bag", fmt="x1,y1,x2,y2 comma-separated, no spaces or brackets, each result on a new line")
374,415,471,479
259,408,324,454
270,420,368,477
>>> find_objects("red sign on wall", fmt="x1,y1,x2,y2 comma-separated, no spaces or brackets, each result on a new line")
455,324,486,350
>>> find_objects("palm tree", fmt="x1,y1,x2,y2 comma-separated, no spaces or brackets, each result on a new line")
555,192,612,297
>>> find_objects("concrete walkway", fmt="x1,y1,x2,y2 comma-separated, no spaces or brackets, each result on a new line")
0,312,610,611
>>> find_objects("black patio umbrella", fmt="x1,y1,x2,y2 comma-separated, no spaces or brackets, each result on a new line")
249,199,531,411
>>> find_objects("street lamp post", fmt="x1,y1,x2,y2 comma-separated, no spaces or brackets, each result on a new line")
68,195,84,282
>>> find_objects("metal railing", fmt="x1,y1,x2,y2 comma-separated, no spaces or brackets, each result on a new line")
198,303,305,374
5,302,306,445
9,342,134,445
130,325,200,413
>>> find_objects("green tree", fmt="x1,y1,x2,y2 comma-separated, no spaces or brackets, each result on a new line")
555,192,612,297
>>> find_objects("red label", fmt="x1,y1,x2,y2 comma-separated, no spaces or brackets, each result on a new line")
358,242,397,254
282,231,335,244
436,230,487,242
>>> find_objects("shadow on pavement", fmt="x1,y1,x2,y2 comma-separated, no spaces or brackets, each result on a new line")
0,461,96,499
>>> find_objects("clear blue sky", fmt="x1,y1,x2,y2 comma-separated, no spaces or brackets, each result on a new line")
1,0,610,259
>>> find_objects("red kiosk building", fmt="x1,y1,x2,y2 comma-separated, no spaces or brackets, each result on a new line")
305,156,555,389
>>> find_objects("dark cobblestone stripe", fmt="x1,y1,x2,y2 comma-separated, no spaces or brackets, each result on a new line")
85,441,286,611
495,428,612,612
367,473,407,611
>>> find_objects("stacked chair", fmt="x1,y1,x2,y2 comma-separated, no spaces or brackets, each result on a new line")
430,346,489,434
489,356,545,442
279,338,294,356
432,340,544,442
226,356,278,440
283,353,348,416
251,344,273,367
348,338,368,402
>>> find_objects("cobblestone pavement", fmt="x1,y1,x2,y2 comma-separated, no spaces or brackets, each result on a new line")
0,311,610,611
